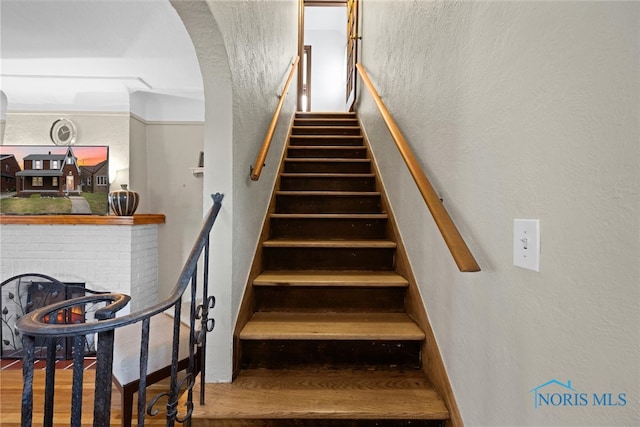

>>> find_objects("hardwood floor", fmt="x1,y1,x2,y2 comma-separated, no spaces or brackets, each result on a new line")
0,369,180,426
193,369,449,422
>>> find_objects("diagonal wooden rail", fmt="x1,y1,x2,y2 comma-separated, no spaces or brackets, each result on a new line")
250,56,300,181
356,63,480,272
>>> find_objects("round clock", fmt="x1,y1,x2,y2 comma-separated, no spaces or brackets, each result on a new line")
50,118,77,145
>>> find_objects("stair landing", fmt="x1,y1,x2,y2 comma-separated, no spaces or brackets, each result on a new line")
192,369,449,425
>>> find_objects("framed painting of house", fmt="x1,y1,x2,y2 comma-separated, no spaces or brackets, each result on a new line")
0,145,109,215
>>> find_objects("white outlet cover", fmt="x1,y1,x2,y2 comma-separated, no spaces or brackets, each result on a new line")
513,219,540,272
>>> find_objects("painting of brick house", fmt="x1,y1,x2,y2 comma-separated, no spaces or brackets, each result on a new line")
80,160,109,193
0,145,109,214
0,154,21,192
16,146,81,197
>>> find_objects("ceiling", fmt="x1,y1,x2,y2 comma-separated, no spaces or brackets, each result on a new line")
0,0,203,117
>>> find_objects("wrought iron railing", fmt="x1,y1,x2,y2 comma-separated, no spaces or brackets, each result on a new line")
14,193,224,427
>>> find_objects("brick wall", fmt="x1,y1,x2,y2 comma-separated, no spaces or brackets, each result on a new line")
0,223,159,312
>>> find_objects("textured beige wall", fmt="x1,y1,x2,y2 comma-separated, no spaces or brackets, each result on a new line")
145,120,204,300
207,0,299,315
174,0,298,381
129,115,150,213
128,115,205,300
357,1,639,426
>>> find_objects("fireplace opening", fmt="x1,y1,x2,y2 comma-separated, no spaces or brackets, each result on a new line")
27,281,86,360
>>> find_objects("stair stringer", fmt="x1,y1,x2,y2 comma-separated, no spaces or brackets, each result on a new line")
361,130,464,427
232,113,296,379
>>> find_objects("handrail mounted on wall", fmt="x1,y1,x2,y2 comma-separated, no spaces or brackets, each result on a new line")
250,56,300,181
356,63,480,272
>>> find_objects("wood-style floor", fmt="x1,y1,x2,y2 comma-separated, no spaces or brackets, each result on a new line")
0,369,181,426
192,369,448,424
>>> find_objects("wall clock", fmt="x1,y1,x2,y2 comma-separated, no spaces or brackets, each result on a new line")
50,118,77,145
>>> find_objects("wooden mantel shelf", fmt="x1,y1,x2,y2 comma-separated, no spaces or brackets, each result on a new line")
0,214,165,225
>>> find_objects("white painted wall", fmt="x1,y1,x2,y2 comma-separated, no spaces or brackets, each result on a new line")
305,6,347,112
357,2,639,426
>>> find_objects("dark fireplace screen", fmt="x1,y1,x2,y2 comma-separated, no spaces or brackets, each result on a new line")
1,276,93,360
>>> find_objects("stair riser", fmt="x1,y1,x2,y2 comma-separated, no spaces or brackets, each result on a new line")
284,161,371,174
254,287,405,312
294,119,360,127
241,340,421,370
287,147,367,159
295,112,356,119
292,127,361,136
275,195,381,214
279,176,376,192
263,247,395,270
289,136,364,146
270,218,387,239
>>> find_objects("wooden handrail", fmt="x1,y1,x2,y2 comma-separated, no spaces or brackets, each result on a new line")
356,63,480,272
250,56,300,181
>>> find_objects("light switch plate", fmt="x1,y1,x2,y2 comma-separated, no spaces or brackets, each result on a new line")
513,219,540,271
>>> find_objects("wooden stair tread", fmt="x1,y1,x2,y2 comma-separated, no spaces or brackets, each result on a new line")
263,239,396,248
240,312,425,340
285,158,370,163
280,173,375,178
288,145,366,150
193,369,449,420
270,213,388,219
276,191,380,196
254,271,409,287
296,111,357,116
293,126,361,130
290,135,362,139
294,118,358,122
293,122,360,127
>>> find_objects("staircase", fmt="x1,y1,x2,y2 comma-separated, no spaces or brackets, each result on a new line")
193,112,451,426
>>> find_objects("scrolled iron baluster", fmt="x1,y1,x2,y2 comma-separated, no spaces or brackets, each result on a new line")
146,373,196,422
196,296,215,331
146,392,169,417
174,373,197,423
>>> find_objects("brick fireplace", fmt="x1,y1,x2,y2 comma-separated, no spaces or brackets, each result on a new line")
0,215,165,314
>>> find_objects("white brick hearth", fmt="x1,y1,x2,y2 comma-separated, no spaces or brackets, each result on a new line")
0,222,160,313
